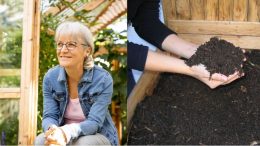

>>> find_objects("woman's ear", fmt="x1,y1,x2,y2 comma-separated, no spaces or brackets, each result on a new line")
84,47,91,58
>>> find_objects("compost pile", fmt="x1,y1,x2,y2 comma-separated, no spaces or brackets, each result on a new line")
128,51,260,145
186,37,245,77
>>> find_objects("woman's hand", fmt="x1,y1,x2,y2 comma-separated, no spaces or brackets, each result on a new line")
190,64,244,89
44,125,67,146
189,48,246,89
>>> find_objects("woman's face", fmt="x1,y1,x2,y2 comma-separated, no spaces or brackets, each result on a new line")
56,35,90,69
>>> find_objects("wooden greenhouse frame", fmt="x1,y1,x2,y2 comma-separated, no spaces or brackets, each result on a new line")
20,0,41,144
127,0,260,129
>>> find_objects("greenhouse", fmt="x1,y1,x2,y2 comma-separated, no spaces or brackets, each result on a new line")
0,0,126,145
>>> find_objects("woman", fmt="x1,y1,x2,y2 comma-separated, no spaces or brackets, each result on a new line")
35,21,118,145
127,0,245,96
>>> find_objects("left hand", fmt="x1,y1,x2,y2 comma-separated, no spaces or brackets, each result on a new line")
190,64,244,89
44,125,67,146
196,71,244,89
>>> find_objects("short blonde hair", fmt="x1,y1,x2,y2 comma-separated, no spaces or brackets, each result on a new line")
55,21,94,70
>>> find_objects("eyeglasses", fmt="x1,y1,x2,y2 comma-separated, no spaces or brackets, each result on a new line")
56,41,89,51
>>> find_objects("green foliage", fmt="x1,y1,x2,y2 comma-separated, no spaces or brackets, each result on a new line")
0,76,20,88
0,26,22,68
94,28,127,143
0,112,18,145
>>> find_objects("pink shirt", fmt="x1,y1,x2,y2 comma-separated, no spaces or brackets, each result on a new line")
64,98,86,124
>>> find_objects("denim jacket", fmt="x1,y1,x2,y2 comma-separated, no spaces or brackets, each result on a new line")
42,65,119,145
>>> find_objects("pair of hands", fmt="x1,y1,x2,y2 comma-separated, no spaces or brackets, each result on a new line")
185,45,246,89
190,64,245,89
44,125,67,146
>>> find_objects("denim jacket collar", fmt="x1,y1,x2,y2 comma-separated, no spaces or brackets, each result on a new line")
57,66,94,83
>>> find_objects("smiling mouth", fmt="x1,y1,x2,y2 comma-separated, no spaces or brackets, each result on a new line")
60,56,72,58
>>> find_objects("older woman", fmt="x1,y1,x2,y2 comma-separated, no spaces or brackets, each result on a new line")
34,21,118,145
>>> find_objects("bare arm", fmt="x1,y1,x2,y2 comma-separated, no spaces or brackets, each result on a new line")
162,34,198,59
144,50,242,89
144,50,193,75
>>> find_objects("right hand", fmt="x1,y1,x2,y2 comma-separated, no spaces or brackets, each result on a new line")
44,125,67,146
190,64,244,89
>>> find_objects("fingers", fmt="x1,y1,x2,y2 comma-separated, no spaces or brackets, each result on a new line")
226,71,239,80
46,134,57,141
200,71,245,88
44,127,67,146
223,75,239,85
242,49,247,61
211,73,228,82
44,139,58,145
207,80,223,89
199,76,223,89
224,72,245,85
224,74,239,84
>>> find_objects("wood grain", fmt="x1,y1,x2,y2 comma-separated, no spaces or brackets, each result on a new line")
219,0,234,21
205,0,219,20
233,0,248,21
176,0,191,20
190,0,205,20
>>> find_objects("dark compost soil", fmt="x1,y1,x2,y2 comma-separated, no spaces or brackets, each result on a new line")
186,37,245,77
128,51,260,145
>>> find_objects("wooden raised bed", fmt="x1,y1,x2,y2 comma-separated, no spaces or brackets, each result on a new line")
127,0,260,135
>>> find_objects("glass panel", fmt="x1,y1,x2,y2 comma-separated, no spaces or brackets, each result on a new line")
0,0,23,144
0,99,19,145
0,0,23,88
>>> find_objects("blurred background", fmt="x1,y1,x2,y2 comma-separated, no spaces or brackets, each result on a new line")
0,0,127,145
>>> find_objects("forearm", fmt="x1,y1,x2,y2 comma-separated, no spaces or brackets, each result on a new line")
162,34,198,59
144,50,193,76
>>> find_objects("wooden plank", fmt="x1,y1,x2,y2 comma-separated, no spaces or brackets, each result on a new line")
190,0,205,20
248,0,260,21
0,69,20,76
179,33,260,49
255,0,260,22
77,0,105,11
170,0,177,20
162,0,177,24
219,0,234,21
176,0,191,20
127,71,160,129
167,20,260,37
0,88,20,99
205,0,218,20
18,0,40,145
43,0,77,16
233,0,248,21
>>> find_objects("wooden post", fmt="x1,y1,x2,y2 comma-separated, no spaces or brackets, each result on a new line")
162,0,177,24
205,0,218,20
176,0,191,20
127,71,160,129
248,0,260,21
18,0,41,145
233,0,248,21
219,0,234,21
190,0,205,20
